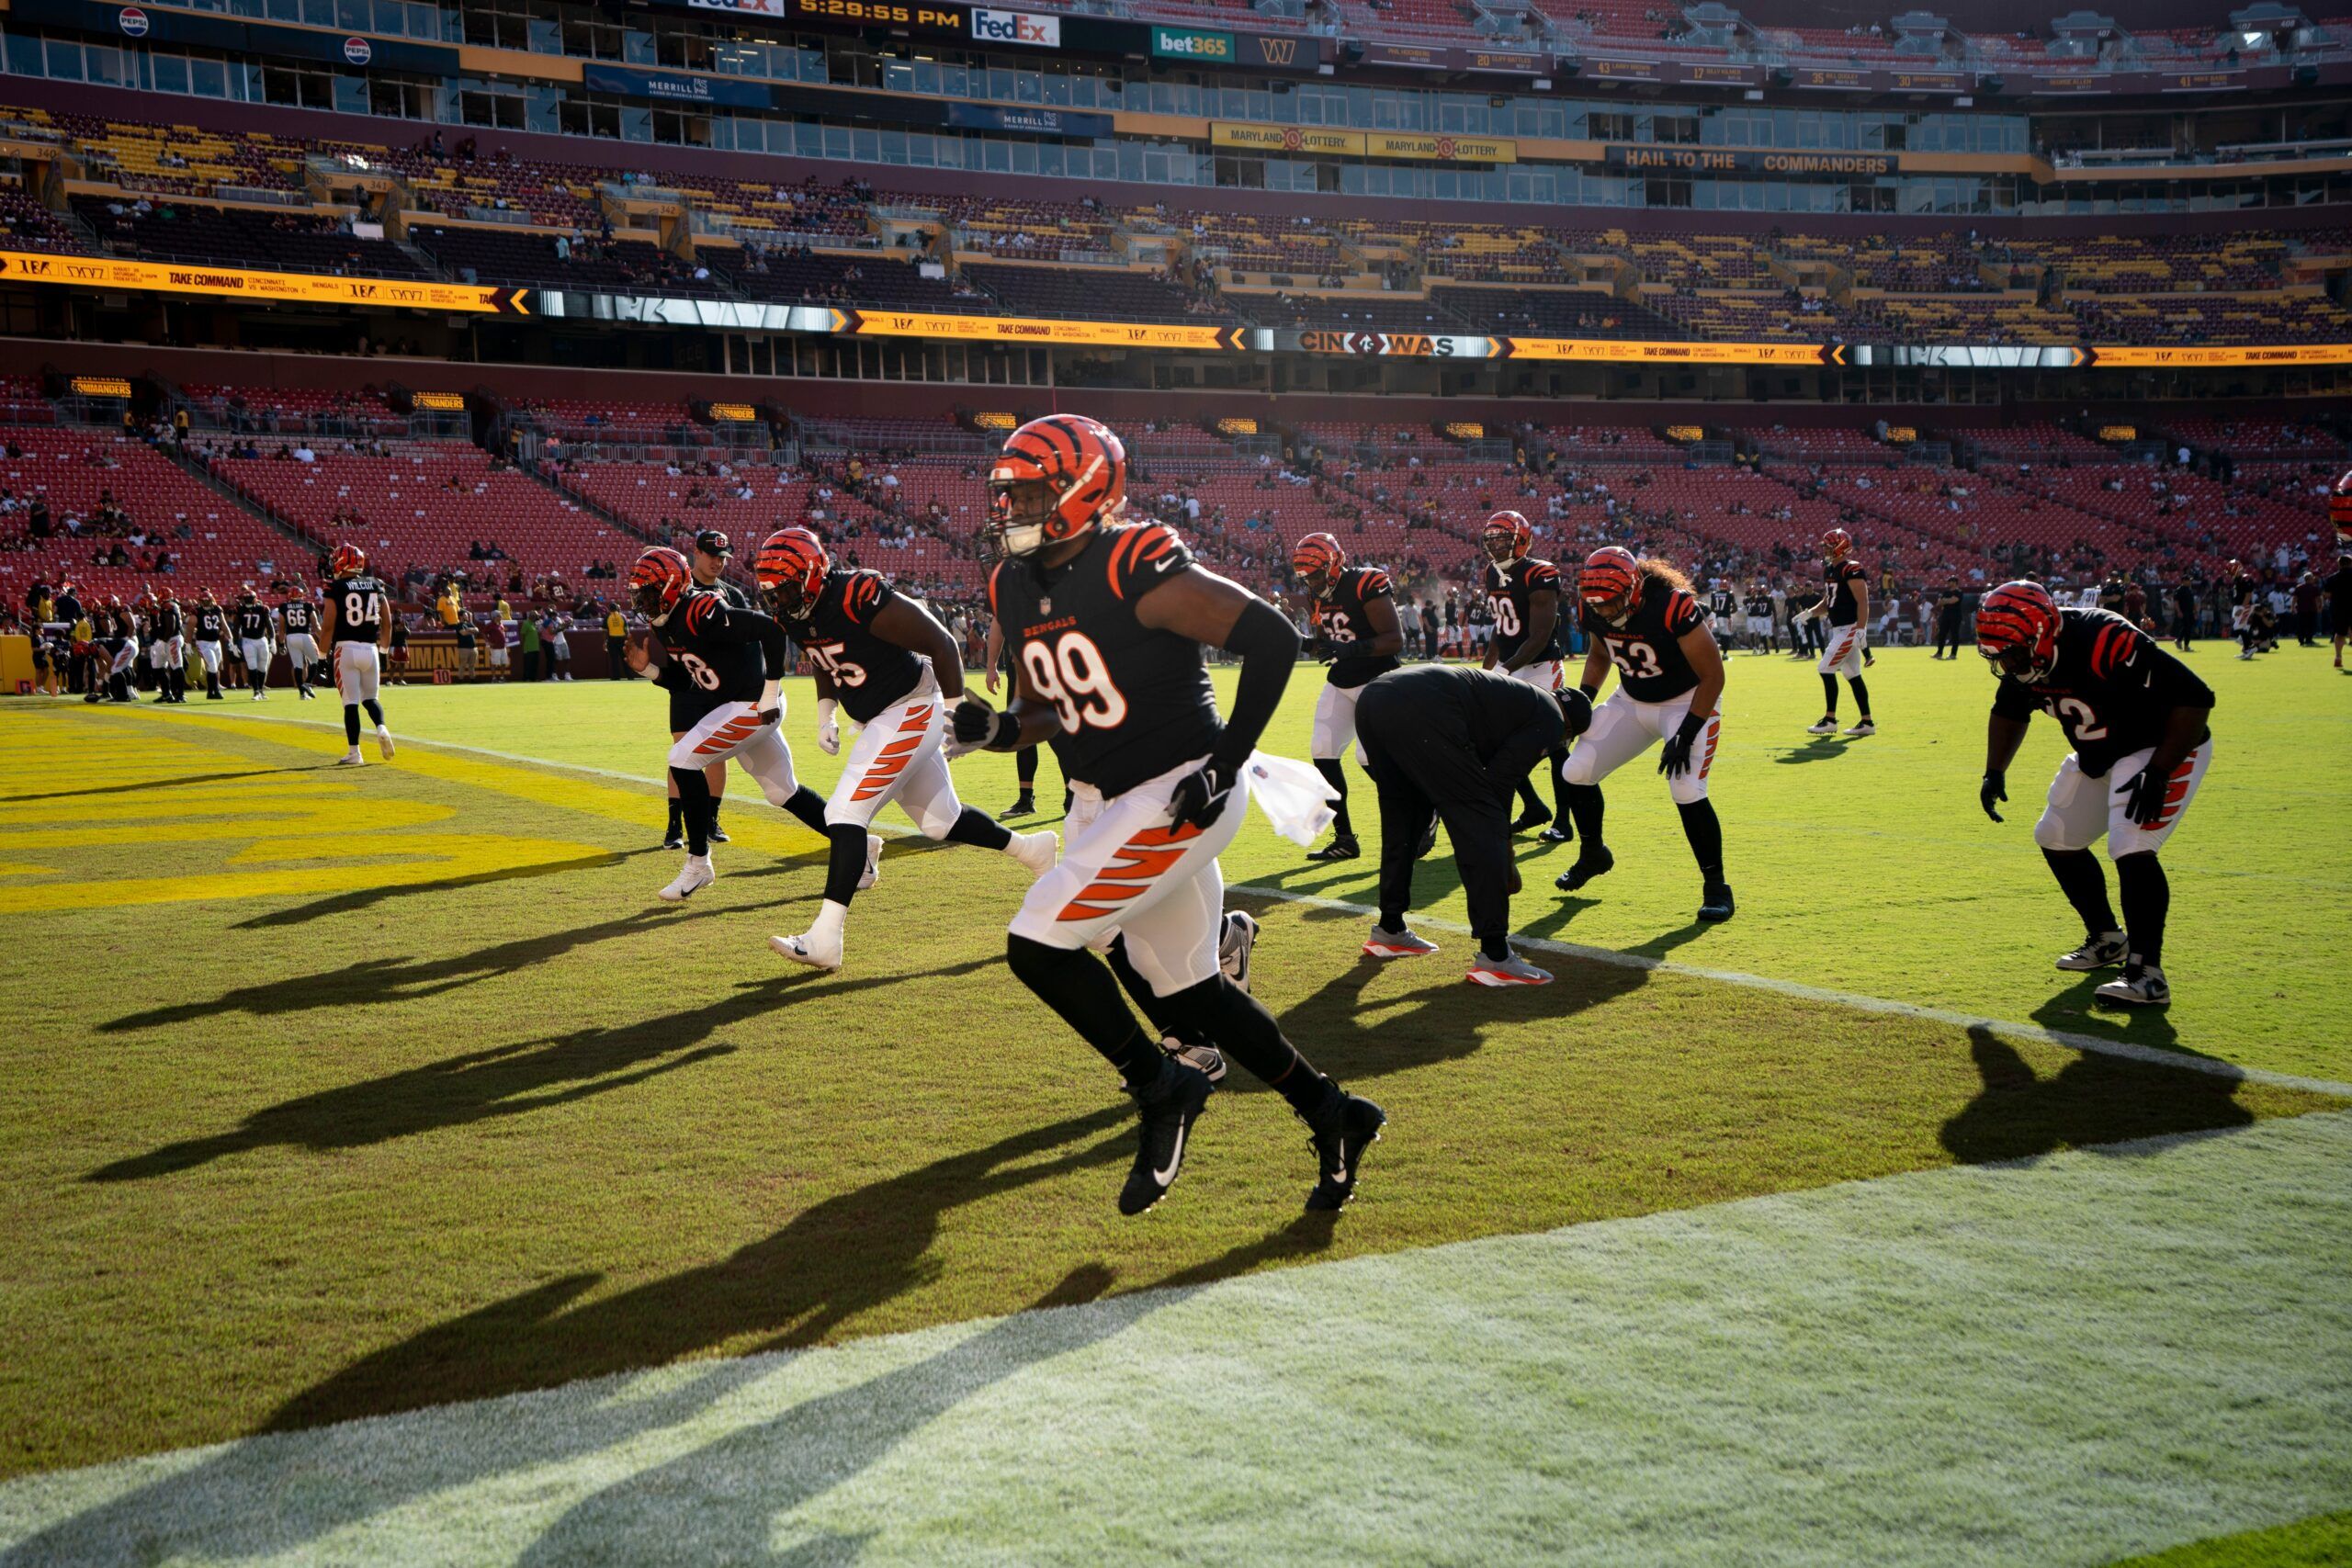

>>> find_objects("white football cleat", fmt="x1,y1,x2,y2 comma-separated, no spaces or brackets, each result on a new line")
1804,717,1837,735
2095,966,2169,1007
770,929,842,972
1363,924,1440,960
657,854,716,903
1466,951,1552,987
1842,719,1876,737
334,748,364,767
376,726,396,761
2055,933,2128,971
857,833,883,891
1218,909,1261,989
1010,829,1058,878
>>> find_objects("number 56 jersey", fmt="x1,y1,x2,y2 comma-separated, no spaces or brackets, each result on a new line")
989,521,1222,799
1581,576,1706,704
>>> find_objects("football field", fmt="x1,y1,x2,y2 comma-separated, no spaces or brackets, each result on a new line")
0,648,2346,1564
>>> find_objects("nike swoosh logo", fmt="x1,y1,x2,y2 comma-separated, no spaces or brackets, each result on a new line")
1154,1122,1187,1187
1329,1151,1348,1185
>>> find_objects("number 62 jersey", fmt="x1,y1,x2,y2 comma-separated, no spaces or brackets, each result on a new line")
988,521,1222,799
1581,577,1707,704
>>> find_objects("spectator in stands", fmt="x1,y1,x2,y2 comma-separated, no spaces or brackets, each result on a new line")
517,613,540,682
456,609,478,679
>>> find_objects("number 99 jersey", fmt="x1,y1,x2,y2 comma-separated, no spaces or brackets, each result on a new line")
793,568,924,722
1581,576,1706,703
989,521,1223,800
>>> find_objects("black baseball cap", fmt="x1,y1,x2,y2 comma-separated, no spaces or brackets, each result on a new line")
695,529,732,557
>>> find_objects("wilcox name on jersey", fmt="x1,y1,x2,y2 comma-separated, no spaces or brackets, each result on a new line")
1583,575,1706,703
1485,558,1562,664
989,521,1221,799
327,576,388,645
1317,564,1399,691
794,569,924,724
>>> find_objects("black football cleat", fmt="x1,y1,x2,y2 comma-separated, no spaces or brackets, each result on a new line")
708,824,730,844
1537,825,1574,844
1304,1090,1386,1213
1509,805,1553,835
1306,834,1360,863
1120,1060,1214,1216
1555,846,1615,893
661,829,685,851
1697,881,1735,921
998,795,1036,821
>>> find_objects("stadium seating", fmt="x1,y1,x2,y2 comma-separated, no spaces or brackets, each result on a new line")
73,197,434,279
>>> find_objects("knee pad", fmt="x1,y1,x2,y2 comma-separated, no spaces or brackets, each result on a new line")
2030,808,2073,852
913,800,962,840
1562,748,1600,786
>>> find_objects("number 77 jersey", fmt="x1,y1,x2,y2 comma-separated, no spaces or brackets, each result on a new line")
988,521,1224,800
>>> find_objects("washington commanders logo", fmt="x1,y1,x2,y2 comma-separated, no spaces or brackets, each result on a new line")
1261,37,1296,63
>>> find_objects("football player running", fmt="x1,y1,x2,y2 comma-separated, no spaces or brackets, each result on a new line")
626,546,836,902
145,589,187,704
1802,527,1875,737
1554,547,1734,922
1480,510,1573,842
279,588,322,700
951,413,1384,1217
1975,581,2214,1007
320,547,395,763
752,527,1056,973
1294,531,1404,863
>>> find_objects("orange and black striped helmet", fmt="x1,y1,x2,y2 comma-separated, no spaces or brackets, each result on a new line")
753,527,829,618
1292,531,1345,598
1821,527,1854,564
1975,580,2061,683
1483,510,1532,563
987,413,1126,559
2332,468,2352,547
629,546,693,617
1579,546,1642,626
329,543,367,577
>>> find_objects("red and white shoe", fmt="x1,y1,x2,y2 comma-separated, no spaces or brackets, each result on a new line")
1363,925,1439,959
1467,952,1552,987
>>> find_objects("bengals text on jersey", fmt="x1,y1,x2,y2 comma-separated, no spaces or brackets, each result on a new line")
1314,564,1400,691
988,520,1221,799
1581,573,1707,703
1991,607,2214,778
1484,557,1562,666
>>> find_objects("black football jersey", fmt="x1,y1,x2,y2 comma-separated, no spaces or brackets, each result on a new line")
232,603,272,641
1709,588,1736,619
1745,592,1772,618
1315,564,1399,691
1824,558,1867,626
194,604,227,639
1484,557,1563,664
1991,608,2213,777
280,598,318,636
793,569,925,724
1582,575,1708,703
151,604,182,638
989,521,1222,799
327,575,388,645
654,589,774,724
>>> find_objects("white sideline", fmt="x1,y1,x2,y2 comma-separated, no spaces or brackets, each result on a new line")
90,703,2352,1101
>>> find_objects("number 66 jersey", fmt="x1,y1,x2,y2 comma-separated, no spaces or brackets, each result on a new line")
988,520,1222,799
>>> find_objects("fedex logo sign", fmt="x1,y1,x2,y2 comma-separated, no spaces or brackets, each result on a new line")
971,6,1059,45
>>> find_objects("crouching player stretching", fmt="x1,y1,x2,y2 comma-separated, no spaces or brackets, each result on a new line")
1552,547,1734,922
1975,580,2214,1007
951,413,1383,1216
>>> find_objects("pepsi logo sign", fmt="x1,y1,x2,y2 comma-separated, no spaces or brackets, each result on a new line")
343,35,372,64
118,7,150,36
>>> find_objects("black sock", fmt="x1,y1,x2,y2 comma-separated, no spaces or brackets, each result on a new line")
1105,935,1182,1039
344,706,361,747
671,766,711,856
1848,677,1870,718
705,795,724,840
1015,745,1037,795
783,785,829,837
1005,935,1164,1088
821,822,870,905
1315,758,1353,837
2041,848,2118,940
1547,744,1571,821
1480,936,1513,963
1564,783,1605,851
2115,852,2169,972
945,805,1012,852
1164,975,1338,1115
1818,673,1838,716
361,698,384,728
666,797,684,836
1676,797,1724,882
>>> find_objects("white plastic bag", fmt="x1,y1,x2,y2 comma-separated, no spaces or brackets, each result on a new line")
1242,750,1340,847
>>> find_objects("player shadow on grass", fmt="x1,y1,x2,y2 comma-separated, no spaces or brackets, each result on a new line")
1771,737,1856,764
84,963,990,1184
1937,1026,2253,1166
2026,973,2184,1055
233,848,650,930
0,766,310,803
511,1214,1340,1566
6,1109,1205,1568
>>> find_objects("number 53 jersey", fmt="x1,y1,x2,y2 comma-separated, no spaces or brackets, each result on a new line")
989,521,1222,799
1581,579,1706,704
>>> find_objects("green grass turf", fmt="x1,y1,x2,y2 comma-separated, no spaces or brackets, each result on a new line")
2120,1511,2352,1567
0,645,2342,1483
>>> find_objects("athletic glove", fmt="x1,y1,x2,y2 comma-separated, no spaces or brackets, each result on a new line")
816,698,841,757
1557,686,1595,739
1658,712,1708,777
1979,769,2007,823
1168,762,1231,831
945,695,1012,760
2116,763,2170,829
757,678,783,727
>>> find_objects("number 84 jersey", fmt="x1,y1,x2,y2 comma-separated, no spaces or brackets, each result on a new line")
989,521,1222,800
1581,578,1706,703
796,568,925,722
